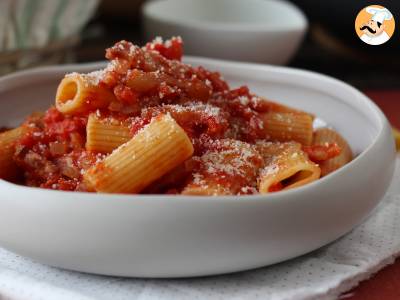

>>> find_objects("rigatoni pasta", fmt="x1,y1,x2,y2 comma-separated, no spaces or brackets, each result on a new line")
0,37,352,195
392,127,400,152
56,72,117,114
86,114,132,153
312,128,352,176
182,139,263,196
259,98,314,119
261,112,314,146
256,142,321,193
0,127,27,180
84,114,194,193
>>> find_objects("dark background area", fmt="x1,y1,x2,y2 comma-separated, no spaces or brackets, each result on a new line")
73,0,400,90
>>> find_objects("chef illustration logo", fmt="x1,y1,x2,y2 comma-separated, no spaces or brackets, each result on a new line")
355,5,395,45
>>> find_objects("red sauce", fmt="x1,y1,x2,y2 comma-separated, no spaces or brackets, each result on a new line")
302,143,341,162
145,36,183,61
268,182,283,193
100,38,269,149
14,108,101,191
8,37,341,194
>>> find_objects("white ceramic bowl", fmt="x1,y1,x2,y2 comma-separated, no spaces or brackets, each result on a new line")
0,58,395,278
142,0,308,64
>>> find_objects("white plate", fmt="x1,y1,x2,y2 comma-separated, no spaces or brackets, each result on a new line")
0,57,395,278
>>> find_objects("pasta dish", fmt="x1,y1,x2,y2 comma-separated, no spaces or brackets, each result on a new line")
0,37,352,195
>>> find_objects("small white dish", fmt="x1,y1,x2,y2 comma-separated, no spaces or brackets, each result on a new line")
0,57,395,278
142,0,308,64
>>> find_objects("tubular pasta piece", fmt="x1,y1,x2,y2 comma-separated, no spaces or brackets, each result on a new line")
261,112,313,146
144,159,196,193
313,128,352,176
182,139,263,196
84,114,194,193
86,114,132,153
256,141,321,193
0,127,27,180
182,182,230,196
393,127,400,151
261,98,315,119
56,73,116,114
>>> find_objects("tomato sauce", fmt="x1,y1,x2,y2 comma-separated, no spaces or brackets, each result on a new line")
14,108,103,190
10,37,342,193
302,144,341,163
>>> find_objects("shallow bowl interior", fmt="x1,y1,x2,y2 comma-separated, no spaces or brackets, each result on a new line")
0,57,395,277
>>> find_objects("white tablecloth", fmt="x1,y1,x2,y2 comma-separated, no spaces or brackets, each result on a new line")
1,158,399,300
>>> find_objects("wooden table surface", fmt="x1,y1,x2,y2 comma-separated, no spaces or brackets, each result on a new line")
343,90,399,300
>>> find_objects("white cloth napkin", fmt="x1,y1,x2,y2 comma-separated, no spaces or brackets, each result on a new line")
0,0,98,51
1,158,399,300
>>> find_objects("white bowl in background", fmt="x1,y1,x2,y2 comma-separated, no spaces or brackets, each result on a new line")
142,0,308,64
0,58,395,277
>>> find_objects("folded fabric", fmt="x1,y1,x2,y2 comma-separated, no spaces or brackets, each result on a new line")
0,0,98,51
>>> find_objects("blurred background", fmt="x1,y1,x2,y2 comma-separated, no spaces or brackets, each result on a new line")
0,0,399,91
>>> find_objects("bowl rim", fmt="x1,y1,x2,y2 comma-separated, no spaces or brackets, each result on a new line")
0,57,393,203
142,0,308,33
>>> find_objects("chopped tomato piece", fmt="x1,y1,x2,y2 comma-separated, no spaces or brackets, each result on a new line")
302,143,341,162
114,84,139,104
146,37,183,61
